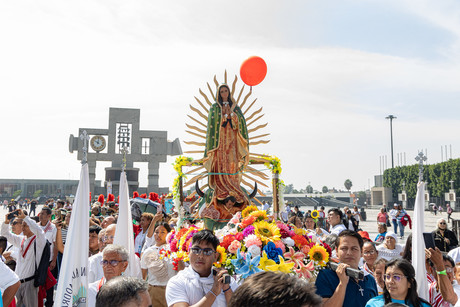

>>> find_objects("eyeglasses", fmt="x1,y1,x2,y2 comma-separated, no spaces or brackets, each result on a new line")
190,247,216,256
100,260,124,267
102,235,115,242
446,267,454,273
12,221,22,225
439,222,447,225
384,274,407,282
363,250,376,256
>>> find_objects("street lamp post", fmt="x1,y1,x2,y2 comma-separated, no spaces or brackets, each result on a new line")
386,115,397,168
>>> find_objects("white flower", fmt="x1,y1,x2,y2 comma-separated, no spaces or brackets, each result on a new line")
247,245,261,257
282,237,295,246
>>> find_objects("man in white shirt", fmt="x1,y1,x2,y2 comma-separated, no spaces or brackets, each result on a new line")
89,225,115,283
166,230,237,307
134,213,153,256
1,209,46,307
316,208,346,238
38,206,58,307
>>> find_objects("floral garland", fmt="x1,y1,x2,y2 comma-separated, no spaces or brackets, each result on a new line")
166,209,331,282
263,155,282,174
172,156,193,200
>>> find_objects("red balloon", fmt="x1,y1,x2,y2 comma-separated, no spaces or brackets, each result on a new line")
240,56,267,86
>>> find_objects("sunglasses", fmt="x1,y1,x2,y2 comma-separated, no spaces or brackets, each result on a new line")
100,260,124,267
384,274,407,282
439,222,447,225
190,247,216,256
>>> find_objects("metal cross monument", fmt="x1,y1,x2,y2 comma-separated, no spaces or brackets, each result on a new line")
69,108,182,196
415,151,427,182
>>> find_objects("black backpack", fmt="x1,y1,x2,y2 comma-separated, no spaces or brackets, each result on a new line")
34,239,51,287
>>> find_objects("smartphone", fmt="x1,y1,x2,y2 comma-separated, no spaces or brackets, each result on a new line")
157,204,163,214
423,232,436,249
7,211,18,220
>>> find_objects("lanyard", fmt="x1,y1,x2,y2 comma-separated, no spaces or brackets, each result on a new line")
97,278,105,290
21,235,36,258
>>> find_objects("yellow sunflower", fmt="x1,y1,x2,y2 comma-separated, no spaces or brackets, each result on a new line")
311,210,319,219
308,244,329,267
249,210,268,222
214,245,227,268
242,205,258,218
253,221,281,244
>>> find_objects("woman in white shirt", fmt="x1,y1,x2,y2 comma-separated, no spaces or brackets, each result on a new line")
376,232,404,261
141,222,176,307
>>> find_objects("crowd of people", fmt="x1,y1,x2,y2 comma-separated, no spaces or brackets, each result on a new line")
0,198,460,306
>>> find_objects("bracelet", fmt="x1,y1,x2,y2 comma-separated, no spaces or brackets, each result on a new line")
437,270,447,275
223,287,231,293
208,289,218,298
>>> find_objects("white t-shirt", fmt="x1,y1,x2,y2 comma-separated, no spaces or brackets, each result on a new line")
141,235,155,254
352,210,361,222
0,260,19,292
88,252,104,283
376,244,404,261
166,266,238,307
39,221,57,261
141,244,176,286
87,277,105,307
134,230,147,255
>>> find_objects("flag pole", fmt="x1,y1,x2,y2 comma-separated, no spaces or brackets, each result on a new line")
55,131,90,305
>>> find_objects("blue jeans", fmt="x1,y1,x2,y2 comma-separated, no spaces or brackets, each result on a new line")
392,219,398,234
397,220,405,237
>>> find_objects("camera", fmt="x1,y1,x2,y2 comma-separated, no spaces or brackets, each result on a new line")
213,269,231,284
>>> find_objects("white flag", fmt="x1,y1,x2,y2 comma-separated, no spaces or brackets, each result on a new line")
114,171,142,278
55,163,90,306
412,181,428,300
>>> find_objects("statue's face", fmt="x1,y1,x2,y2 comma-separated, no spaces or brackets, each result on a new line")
219,86,229,101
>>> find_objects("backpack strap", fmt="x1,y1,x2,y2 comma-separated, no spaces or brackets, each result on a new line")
34,241,37,272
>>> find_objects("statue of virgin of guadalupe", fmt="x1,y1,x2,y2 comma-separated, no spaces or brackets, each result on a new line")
201,84,251,219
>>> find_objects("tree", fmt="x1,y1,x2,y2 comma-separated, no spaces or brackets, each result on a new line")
306,185,313,193
12,190,22,198
344,179,353,192
33,189,43,198
322,186,328,193
284,184,294,194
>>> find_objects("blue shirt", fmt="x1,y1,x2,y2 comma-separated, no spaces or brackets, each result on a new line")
365,295,431,307
315,268,378,307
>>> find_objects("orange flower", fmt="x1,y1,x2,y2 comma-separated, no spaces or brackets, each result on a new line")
241,215,257,229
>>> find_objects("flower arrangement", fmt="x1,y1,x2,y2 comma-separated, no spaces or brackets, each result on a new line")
166,210,332,282
171,156,193,200
264,155,282,174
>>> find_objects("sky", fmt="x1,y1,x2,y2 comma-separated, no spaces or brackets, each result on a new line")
1,0,460,194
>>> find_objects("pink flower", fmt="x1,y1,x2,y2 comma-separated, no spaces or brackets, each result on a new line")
273,240,285,251
235,232,244,241
228,240,242,254
244,234,262,248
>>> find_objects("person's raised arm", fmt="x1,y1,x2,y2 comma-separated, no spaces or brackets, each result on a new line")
429,247,458,304
321,264,349,307
19,210,44,238
54,221,65,253
1,212,22,247
146,211,163,239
